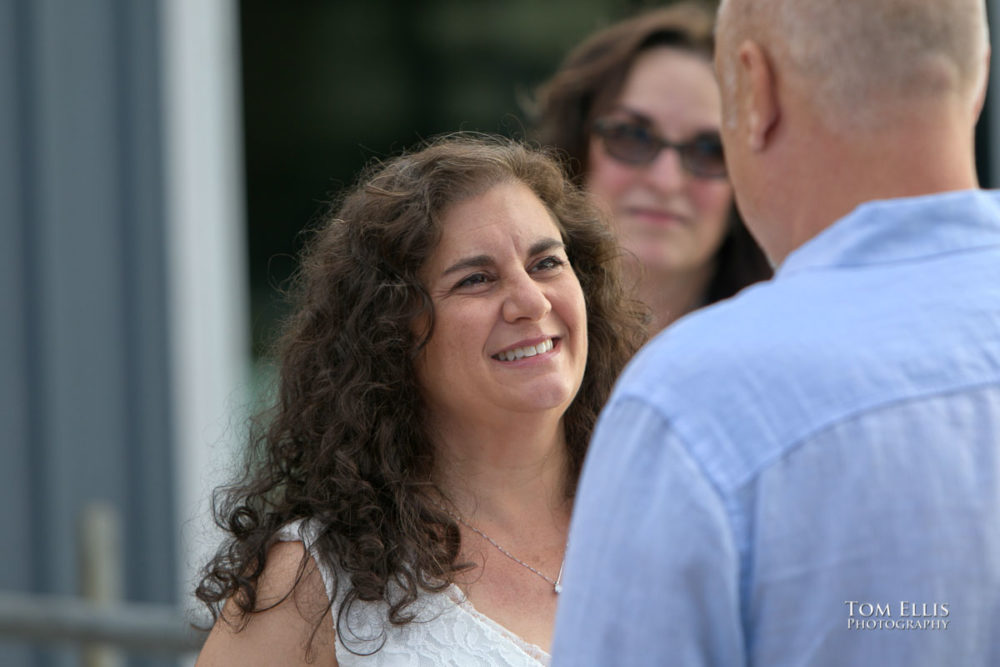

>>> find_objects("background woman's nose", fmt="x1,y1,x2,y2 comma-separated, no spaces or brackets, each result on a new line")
642,146,688,193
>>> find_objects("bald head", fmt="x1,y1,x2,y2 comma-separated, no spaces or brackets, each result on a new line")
714,0,989,264
717,0,989,130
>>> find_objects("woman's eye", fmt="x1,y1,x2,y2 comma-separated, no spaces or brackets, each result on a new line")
533,256,566,272
455,273,489,289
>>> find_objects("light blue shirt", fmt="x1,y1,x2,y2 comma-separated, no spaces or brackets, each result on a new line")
552,190,1000,666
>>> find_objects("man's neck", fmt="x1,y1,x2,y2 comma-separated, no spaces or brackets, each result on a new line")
764,104,979,266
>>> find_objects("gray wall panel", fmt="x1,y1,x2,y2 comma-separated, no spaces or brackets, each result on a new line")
0,0,37,662
114,0,177,609
0,0,32,574
33,0,130,600
3,0,178,664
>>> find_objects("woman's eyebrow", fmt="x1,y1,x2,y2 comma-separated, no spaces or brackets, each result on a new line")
529,238,566,256
440,238,565,277
441,254,493,277
607,105,654,125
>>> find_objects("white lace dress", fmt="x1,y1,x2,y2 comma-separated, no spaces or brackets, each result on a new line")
276,521,551,666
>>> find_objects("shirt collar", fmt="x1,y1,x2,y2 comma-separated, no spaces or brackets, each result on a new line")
777,189,1000,278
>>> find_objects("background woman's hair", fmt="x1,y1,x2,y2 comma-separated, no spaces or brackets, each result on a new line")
195,132,646,651
530,0,772,304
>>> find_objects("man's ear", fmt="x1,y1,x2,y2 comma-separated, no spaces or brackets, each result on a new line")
738,39,779,151
973,47,991,121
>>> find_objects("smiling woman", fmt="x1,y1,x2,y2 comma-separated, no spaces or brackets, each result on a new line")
416,180,589,432
194,134,646,666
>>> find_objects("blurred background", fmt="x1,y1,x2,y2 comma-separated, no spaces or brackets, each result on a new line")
1,0,998,665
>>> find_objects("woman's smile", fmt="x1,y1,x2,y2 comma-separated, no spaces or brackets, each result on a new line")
491,336,559,363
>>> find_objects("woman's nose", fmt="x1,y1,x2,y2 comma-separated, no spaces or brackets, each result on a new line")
501,273,552,323
642,145,688,194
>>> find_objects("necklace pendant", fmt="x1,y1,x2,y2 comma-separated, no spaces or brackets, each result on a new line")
554,581,562,595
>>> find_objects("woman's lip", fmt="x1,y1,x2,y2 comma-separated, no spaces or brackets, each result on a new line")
491,337,560,362
493,335,555,356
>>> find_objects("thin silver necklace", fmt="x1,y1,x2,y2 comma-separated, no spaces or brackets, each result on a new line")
441,506,565,594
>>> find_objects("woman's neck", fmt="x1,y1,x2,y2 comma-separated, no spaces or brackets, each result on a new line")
430,414,571,525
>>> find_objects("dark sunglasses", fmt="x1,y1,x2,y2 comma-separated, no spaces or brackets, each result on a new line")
592,118,727,179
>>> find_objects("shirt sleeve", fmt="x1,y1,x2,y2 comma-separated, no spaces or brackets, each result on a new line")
551,395,746,667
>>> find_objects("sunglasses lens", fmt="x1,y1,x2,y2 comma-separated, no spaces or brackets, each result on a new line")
595,120,727,178
683,134,727,178
599,122,659,165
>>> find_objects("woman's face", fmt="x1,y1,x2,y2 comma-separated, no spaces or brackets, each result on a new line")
415,180,588,429
586,46,733,280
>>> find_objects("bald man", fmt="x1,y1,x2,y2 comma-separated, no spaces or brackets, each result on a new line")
552,0,1000,665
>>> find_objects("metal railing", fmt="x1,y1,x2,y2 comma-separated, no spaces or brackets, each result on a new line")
0,591,205,655
0,502,206,662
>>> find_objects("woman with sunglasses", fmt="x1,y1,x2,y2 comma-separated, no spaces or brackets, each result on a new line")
533,1,771,333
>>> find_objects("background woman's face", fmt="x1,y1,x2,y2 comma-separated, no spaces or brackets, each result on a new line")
586,47,733,281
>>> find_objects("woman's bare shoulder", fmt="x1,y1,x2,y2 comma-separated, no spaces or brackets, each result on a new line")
196,540,337,666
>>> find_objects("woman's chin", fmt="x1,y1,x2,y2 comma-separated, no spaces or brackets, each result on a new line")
497,385,578,417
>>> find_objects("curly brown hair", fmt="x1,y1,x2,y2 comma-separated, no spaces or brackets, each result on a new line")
531,1,772,305
195,133,646,652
